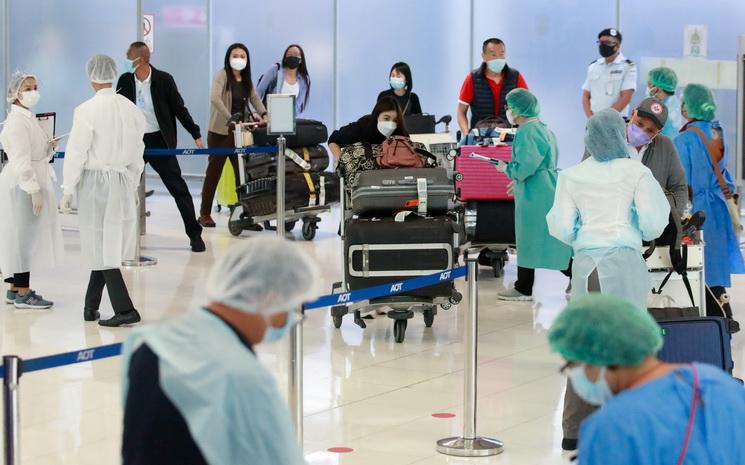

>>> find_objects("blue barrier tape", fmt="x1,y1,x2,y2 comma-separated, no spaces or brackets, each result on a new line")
54,145,278,158
0,266,467,375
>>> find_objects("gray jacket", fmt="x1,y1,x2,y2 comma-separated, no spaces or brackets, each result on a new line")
640,134,688,218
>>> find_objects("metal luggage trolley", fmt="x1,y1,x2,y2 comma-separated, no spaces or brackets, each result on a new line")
329,171,464,343
227,122,330,240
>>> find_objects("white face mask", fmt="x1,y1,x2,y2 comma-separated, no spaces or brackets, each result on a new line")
506,108,515,126
18,90,40,109
230,58,247,71
377,120,397,137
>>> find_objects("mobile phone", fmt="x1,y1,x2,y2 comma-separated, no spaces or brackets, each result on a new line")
468,152,502,165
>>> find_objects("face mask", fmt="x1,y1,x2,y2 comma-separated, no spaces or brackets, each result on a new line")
230,58,247,71
124,58,139,74
627,122,653,147
18,90,40,108
486,58,506,74
566,365,614,406
506,108,515,126
599,43,618,58
377,120,397,137
389,77,406,90
283,56,301,70
264,312,302,343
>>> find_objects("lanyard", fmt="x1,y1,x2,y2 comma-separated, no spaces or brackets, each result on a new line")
675,364,700,465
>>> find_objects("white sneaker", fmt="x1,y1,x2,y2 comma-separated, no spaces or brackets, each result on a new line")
497,288,533,302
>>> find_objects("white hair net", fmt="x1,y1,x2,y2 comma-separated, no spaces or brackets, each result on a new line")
206,237,321,315
86,54,118,84
585,108,629,162
6,71,37,103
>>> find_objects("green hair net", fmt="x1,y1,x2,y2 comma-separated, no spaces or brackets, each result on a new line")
584,108,628,162
647,67,678,93
547,294,663,367
505,88,540,118
683,83,717,121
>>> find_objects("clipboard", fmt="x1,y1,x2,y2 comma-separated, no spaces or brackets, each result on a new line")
36,112,56,163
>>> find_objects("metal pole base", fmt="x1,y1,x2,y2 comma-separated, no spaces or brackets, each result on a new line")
437,437,504,457
122,256,158,267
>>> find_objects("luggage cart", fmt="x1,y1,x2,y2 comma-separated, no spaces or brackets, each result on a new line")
329,176,463,343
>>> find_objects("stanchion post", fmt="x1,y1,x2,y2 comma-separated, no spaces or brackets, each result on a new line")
288,307,304,444
122,174,157,267
3,355,21,465
276,136,287,235
436,249,503,457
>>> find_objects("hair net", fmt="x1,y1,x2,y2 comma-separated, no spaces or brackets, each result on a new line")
683,83,717,121
548,294,663,367
206,237,320,315
505,88,540,118
5,71,37,103
86,54,118,84
647,67,678,93
585,108,629,162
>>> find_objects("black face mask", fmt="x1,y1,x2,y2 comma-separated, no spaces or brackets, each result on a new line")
283,56,301,70
599,43,618,58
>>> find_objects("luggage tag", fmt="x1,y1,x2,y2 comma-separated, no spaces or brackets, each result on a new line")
395,210,424,222
319,175,326,206
302,172,317,206
286,148,311,171
417,177,428,215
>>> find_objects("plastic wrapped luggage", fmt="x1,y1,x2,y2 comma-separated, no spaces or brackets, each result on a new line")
344,215,458,298
455,145,513,200
351,168,454,215
244,145,330,180
240,172,340,217
656,317,734,374
251,119,328,147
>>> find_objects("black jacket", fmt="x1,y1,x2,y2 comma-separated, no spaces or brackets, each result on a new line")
328,115,408,149
116,65,201,149
376,89,422,115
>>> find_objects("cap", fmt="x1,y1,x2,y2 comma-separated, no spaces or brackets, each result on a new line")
598,28,622,42
636,98,668,129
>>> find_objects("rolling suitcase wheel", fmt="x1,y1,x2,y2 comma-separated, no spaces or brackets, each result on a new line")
394,319,407,343
332,314,344,329
423,306,436,328
302,221,317,240
228,209,244,237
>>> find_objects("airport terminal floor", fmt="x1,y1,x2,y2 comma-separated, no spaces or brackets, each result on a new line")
1,187,744,465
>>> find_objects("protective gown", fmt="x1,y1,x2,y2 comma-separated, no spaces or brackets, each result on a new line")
674,120,745,287
121,308,306,465
505,120,572,270
0,104,63,275
547,157,669,308
62,88,145,270
579,363,745,464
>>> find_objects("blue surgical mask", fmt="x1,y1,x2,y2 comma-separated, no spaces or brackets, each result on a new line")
264,311,302,343
124,58,138,74
566,365,614,406
486,58,506,74
389,76,406,90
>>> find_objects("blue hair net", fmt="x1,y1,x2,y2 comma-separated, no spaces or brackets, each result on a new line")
585,108,629,162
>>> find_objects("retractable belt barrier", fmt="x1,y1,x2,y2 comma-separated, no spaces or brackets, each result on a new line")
53,146,278,158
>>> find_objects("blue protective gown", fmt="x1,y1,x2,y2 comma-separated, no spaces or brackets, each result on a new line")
121,309,305,465
579,364,745,464
674,121,745,287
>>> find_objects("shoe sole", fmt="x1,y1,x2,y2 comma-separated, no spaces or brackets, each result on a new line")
14,303,53,309
496,295,534,302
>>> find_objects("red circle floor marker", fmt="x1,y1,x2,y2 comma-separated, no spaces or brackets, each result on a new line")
432,413,456,418
328,447,354,453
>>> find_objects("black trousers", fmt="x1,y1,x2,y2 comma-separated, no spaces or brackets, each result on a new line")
84,269,135,315
143,132,202,239
514,261,573,296
4,272,30,288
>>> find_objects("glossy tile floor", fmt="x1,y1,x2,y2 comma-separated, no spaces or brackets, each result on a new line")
1,190,744,465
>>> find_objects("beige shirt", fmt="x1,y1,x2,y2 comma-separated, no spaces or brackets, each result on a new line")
208,68,266,136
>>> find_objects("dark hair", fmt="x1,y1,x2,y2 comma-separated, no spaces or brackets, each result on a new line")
372,96,408,136
389,62,413,92
224,43,253,96
282,44,311,112
129,41,148,49
480,38,506,76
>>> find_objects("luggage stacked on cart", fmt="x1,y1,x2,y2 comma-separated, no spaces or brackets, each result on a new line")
229,119,338,240
332,141,463,342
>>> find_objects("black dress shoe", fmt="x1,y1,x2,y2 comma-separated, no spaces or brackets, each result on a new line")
84,308,100,321
190,235,206,252
98,310,141,327
562,438,578,452
727,318,741,334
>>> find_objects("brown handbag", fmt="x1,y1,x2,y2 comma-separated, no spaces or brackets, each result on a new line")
377,136,425,169
687,126,742,236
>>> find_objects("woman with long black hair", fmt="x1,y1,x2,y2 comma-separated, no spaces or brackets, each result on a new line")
377,62,422,116
256,44,311,115
199,43,266,228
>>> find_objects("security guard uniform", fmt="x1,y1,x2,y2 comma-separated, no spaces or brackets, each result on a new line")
582,53,637,117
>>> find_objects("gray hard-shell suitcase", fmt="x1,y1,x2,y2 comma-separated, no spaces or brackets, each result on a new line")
351,168,454,215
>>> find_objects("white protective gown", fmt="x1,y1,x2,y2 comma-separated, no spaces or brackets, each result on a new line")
0,104,63,275
62,88,145,270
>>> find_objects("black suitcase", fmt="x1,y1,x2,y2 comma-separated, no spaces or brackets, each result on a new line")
657,317,734,374
344,216,457,298
404,114,436,134
351,168,454,215
465,200,515,243
252,119,328,148
241,172,340,217
244,145,330,180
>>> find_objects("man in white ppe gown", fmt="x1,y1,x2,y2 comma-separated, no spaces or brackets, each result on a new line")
60,55,145,327
0,71,63,309
120,236,318,465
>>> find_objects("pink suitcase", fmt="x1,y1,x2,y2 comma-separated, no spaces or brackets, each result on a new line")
455,145,513,200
